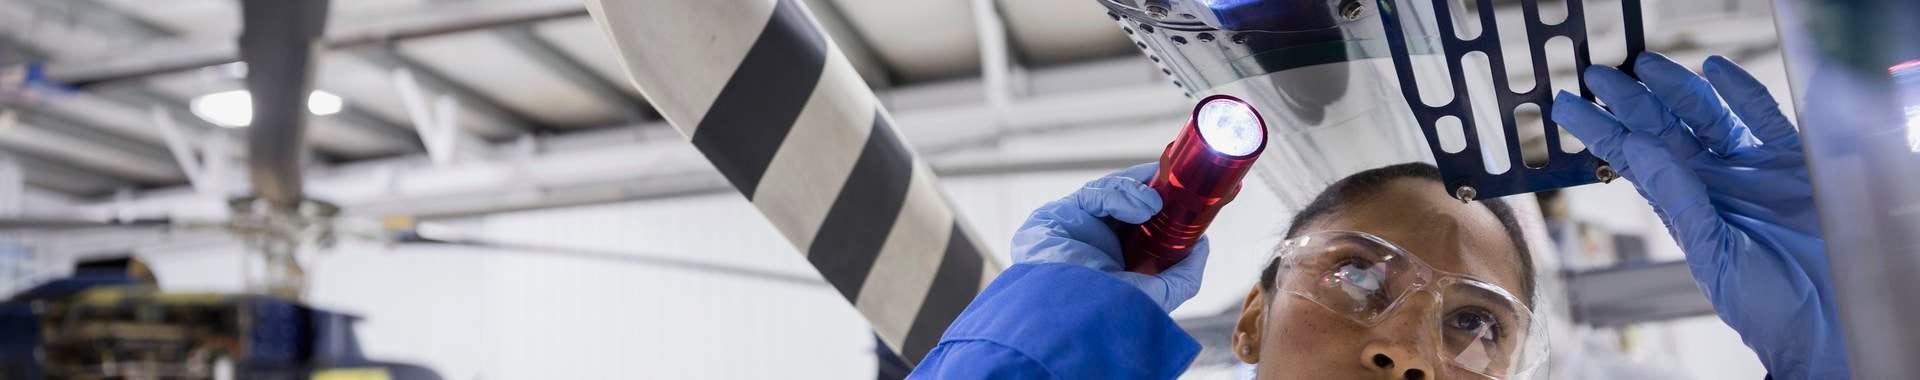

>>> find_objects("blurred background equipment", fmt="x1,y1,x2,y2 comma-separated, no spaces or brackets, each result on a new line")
1769,0,1920,377
0,0,1899,378
1,257,440,379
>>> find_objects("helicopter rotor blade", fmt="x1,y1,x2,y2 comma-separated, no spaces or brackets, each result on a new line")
237,0,330,210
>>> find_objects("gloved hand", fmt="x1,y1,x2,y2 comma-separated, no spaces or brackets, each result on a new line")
1011,163,1210,311
1552,52,1848,379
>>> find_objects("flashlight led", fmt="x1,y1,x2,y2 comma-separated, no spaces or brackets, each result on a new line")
1196,99,1263,156
1123,95,1268,274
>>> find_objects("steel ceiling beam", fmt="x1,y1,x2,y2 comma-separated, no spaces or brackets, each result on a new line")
13,0,173,39
68,0,428,158
356,48,547,134
0,149,129,195
71,121,1160,221
13,111,173,162
88,85,361,163
0,118,184,183
86,56,1188,217
46,1,590,87
0,41,197,192
10,1,401,165
494,26,651,124
800,0,894,88
0,32,44,66
331,105,429,153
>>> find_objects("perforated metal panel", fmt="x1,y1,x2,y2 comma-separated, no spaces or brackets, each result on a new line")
1378,0,1645,200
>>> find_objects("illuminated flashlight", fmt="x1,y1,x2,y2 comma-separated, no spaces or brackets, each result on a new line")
1123,95,1268,274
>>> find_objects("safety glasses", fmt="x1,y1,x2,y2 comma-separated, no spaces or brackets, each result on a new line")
1266,230,1547,379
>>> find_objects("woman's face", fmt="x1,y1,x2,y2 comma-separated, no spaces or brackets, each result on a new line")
1232,178,1530,379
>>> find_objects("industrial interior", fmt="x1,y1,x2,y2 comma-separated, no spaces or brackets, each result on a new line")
2,0,1916,378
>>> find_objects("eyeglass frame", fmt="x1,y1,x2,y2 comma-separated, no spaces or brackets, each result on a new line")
1258,229,1547,378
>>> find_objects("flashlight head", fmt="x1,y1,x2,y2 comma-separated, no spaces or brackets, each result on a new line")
1123,94,1268,274
1194,96,1266,157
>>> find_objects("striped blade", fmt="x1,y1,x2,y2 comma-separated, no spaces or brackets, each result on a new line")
585,0,1002,364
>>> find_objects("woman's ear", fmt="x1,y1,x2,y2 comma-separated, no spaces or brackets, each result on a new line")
1232,285,1266,364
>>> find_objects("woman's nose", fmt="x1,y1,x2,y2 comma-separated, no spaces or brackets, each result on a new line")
1360,290,1441,379
1360,343,1434,380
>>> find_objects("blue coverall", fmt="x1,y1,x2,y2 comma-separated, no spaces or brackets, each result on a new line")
908,263,1199,379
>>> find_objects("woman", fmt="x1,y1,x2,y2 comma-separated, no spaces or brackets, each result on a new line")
910,53,1845,379
1237,162,1541,379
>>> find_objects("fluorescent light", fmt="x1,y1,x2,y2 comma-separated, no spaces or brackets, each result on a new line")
189,90,345,128
307,90,342,115
190,90,252,128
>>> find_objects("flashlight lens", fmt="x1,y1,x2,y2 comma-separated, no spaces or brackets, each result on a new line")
1196,98,1264,156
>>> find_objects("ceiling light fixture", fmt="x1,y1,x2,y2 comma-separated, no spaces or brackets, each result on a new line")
189,89,345,128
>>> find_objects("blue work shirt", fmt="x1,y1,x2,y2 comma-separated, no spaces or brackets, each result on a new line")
909,263,1200,379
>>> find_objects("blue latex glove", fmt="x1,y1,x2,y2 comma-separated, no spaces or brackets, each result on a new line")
1011,163,1210,311
1552,52,1848,379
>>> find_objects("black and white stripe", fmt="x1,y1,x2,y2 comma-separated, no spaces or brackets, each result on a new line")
587,0,999,364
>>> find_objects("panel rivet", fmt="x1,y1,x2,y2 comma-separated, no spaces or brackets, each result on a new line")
1146,4,1169,19
1595,165,1619,183
1454,186,1477,203
1340,0,1365,21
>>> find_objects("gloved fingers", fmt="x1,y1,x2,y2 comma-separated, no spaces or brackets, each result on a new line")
1553,91,1633,165
1553,93,1710,248
1016,200,1129,266
1113,162,1160,182
1157,237,1211,299
1635,52,1761,156
1112,272,1179,311
1585,65,1705,159
1702,56,1801,151
1010,224,1124,271
1111,238,1209,311
1073,170,1164,225
1552,89,1686,230
1617,136,1734,265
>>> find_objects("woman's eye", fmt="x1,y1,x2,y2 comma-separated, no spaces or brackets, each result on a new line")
1446,307,1502,340
1330,260,1383,292
1326,259,1392,309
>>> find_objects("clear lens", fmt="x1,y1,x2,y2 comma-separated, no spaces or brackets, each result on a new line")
1272,230,1545,379
1196,98,1265,156
1436,277,1543,378
1279,233,1424,324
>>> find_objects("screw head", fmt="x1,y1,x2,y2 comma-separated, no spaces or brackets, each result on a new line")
1454,186,1477,202
1595,165,1619,183
1340,0,1365,21
1145,4,1169,19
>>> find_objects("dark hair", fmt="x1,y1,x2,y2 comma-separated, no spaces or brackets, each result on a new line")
1258,163,1536,305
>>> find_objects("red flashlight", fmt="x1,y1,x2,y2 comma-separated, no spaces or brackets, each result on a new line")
1123,95,1268,274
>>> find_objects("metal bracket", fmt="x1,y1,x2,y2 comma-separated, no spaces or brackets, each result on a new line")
391,68,467,166
1377,0,1645,200
150,107,235,199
